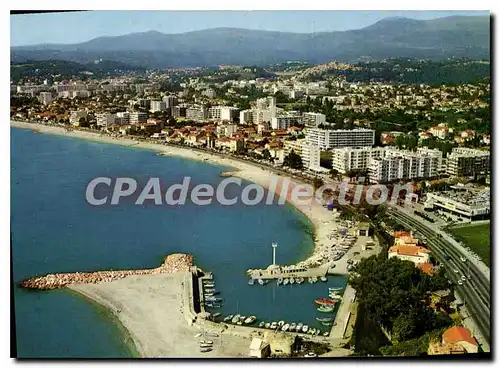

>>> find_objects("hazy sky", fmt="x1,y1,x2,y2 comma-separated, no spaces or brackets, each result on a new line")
11,10,489,46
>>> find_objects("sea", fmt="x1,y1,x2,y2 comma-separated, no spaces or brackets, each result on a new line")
11,127,347,358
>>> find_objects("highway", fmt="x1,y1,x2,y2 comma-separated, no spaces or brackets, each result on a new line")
386,208,491,347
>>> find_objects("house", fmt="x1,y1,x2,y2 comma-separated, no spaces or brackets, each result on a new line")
249,338,270,358
428,326,478,355
388,245,430,265
427,289,454,312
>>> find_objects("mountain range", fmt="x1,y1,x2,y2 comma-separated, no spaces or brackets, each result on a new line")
11,15,490,68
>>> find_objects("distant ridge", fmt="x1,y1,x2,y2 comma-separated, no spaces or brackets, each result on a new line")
11,15,490,68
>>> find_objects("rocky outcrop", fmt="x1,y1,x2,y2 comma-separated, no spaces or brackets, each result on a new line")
19,253,194,290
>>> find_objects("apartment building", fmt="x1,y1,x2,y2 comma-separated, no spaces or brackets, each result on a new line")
306,128,375,150
239,109,253,125
446,148,490,177
302,112,326,128
208,106,240,121
271,113,302,130
284,139,305,156
300,142,321,169
368,149,441,183
186,105,209,120
129,111,147,124
150,100,167,112
331,146,391,174
96,113,116,127
163,95,178,108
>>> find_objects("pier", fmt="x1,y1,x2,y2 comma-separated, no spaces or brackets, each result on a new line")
247,264,328,280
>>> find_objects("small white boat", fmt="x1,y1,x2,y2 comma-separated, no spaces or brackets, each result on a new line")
278,320,285,327
231,314,241,323
270,322,277,329
248,279,255,285
265,322,271,328
323,332,329,337
282,323,290,332
277,278,283,285
244,316,257,324
297,323,303,331
199,340,213,345
302,325,309,333
290,277,295,284
223,315,233,322
258,279,264,286
283,278,289,285
308,278,313,284
259,321,265,328
290,323,296,331
312,277,318,283
320,276,327,282
296,277,303,284
194,332,202,338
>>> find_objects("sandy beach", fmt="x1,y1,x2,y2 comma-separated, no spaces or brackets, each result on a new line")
68,273,252,357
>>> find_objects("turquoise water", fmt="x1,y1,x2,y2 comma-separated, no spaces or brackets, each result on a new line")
11,128,346,357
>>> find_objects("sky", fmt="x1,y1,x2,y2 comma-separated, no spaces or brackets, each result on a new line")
10,10,489,46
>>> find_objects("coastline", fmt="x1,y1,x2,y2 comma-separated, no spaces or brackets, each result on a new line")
12,120,347,357
11,120,336,268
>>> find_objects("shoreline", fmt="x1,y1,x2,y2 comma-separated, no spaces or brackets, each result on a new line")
11,120,338,270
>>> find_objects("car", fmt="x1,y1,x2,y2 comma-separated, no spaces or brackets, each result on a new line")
461,275,467,281
453,269,459,274
460,257,467,262
444,255,451,261
457,280,463,285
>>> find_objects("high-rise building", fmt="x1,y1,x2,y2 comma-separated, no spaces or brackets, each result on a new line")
300,142,321,169
150,100,167,112
331,147,392,174
369,150,441,183
271,114,302,130
302,112,326,128
306,128,375,150
129,111,148,124
239,109,253,124
186,105,209,120
96,113,116,127
69,110,88,125
163,95,178,108
208,106,240,121
446,148,490,177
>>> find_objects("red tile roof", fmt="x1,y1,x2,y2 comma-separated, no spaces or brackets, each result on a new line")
443,326,478,347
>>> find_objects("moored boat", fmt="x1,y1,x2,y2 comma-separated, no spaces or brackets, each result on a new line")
282,323,290,332
231,314,241,323
223,315,233,322
277,278,283,285
321,321,332,326
283,278,289,285
320,276,327,282
323,332,329,337
270,321,277,329
302,325,309,333
200,347,212,353
312,277,318,283
259,321,265,328
244,316,257,324
290,322,297,331
265,322,271,329
308,277,313,284
278,320,285,327
290,277,295,284
315,298,336,306
248,279,255,285
258,279,264,286
316,317,333,322
297,322,303,331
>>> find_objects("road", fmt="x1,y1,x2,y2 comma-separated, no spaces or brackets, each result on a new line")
386,207,491,349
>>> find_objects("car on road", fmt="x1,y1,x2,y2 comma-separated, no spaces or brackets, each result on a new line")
457,280,463,285
461,275,467,281
460,256,467,262
453,269,459,274
444,254,451,261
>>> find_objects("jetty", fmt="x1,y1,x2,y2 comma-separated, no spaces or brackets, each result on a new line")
19,253,195,290
247,264,328,280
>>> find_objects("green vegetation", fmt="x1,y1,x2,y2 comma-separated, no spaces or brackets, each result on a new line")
379,328,446,356
350,255,453,354
323,58,490,85
283,150,303,170
352,304,391,356
11,59,145,83
449,223,491,266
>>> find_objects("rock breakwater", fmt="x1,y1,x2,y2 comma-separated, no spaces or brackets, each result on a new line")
19,253,194,290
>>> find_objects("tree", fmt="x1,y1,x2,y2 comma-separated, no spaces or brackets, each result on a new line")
313,177,324,191
283,150,303,170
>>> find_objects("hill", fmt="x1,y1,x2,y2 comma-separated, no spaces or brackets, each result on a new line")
11,16,490,68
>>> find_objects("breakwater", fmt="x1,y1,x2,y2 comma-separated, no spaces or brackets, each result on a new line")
19,253,194,290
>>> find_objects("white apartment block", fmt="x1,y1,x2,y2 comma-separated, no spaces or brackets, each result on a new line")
369,150,440,183
302,112,326,128
163,95,178,108
331,146,392,174
209,106,240,121
96,113,116,127
306,128,375,150
446,148,490,177
186,105,209,120
301,142,321,169
239,109,253,124
216,124,238,137
271,114,302,130
150,100,167,112
129,111,147,124
284,139,305,156
39,92,53,105
69,110,88,125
